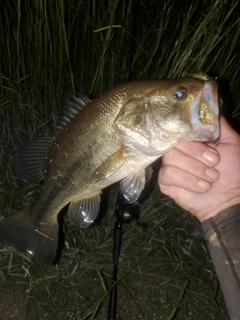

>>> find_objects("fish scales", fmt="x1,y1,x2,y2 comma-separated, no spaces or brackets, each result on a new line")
35,81,168,213
0,77,220,264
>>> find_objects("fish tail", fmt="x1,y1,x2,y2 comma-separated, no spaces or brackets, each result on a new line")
0,207,58,265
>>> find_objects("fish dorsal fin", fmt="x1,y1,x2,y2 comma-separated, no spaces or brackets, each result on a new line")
68,193,101,228
14,137,53,184
58,93,91,130
120,166,152,203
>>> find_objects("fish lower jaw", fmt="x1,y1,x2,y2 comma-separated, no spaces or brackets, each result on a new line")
190,121,219,141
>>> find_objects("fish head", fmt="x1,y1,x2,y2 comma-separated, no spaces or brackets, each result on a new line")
114,77,219,156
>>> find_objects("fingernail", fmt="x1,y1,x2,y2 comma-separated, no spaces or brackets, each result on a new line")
198,179,211,190
202,150,219,165
205,168,219,181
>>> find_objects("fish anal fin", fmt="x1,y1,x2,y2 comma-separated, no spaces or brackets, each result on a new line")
0,207,59,265
14,137,53,184
68,193,101,228
92,146,127,180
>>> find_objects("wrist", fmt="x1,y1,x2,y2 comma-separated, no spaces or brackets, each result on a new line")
199,196,240,222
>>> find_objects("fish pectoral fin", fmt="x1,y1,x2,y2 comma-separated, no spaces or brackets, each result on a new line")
145,165,153,182
14,137,53,184
92,146,127,180
120,169,147,203
68,193,101,228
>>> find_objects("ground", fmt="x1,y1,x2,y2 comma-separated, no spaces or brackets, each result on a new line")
0,187,229,319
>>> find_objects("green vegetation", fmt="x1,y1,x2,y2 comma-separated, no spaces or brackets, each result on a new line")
0,0,239,319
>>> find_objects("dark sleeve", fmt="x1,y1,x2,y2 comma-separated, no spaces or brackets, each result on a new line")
201,203,240,320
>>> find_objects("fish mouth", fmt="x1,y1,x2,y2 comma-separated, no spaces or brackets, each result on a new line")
190,80,220,141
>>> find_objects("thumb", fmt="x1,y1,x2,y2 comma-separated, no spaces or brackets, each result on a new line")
219,116,240,143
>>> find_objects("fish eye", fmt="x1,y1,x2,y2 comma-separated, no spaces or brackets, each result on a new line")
174,88,187,99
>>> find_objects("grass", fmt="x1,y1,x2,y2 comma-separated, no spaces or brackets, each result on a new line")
0,0,239,319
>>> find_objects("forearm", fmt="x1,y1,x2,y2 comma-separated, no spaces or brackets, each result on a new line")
202,203,240,320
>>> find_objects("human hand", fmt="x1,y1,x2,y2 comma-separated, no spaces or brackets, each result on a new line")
158,116,240,222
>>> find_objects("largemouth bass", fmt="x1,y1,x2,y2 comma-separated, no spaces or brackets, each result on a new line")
0,76,219,264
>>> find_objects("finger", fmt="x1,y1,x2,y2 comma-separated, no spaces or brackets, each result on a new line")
207,117,240,150
158,165,212,193
162,148,219,183
218,116,240,143
173,140,220,166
